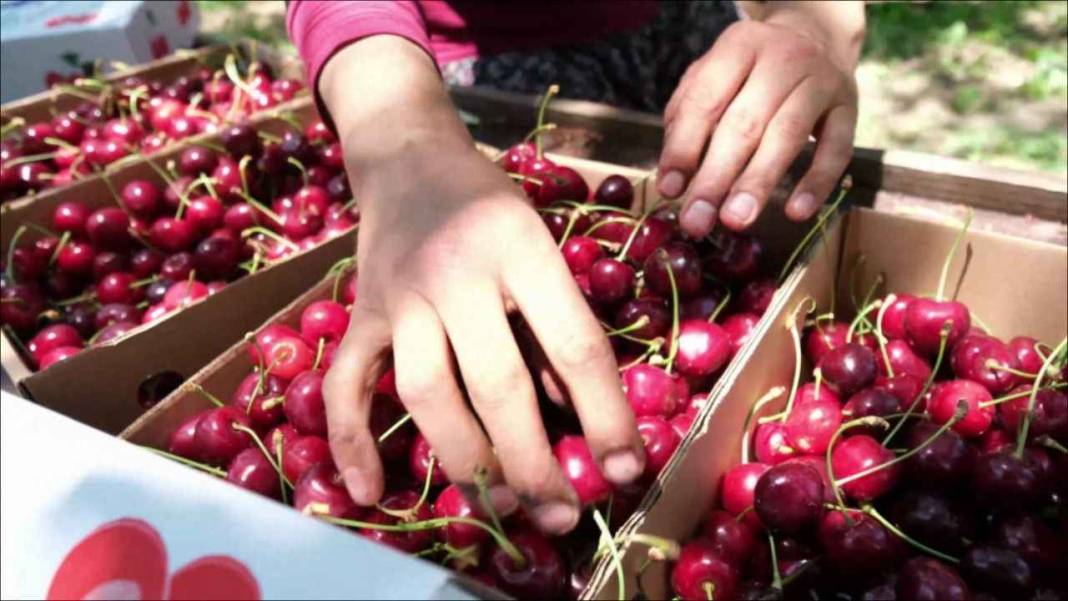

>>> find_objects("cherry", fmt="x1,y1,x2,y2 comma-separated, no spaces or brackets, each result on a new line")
91,251,127,281
704,231,762,282
159,252,193,282
593,174,633,208
193,406,254,465
326,174,351,203
498,141,535,173
754,422,796,465
518,155,556,199
139,133,168,154
874,373,925,409
432,484,490,551
952,335,1019,394
96,272,142,305
818,510,903,577
904,419,977,489
28,324,83,365
282,435,332,483
804,321,850,365
280,207,323,240
534,165,589,207
961,545,1034,598
150,217,197,252
1007,336,1048,374
89,138,128,165
644,243,703,298
64,304,96,338
162,280,209,310
219,123,262,159
299,300,350,344
879,339,932,381
754,461,825,534
623,216,674,263
185,195,225,234
212,158,244,201
226,447,281,500
636,415,680,479
737,278,777,316
279,130,314,164
588,216,633,244
162,176,193,211
890,491,972,554
248,324,302,365
784,399,843,454
614,298,670,340
231,371,287,430
553,435,611,505
670,539,739,601
490,529,566,599
192,235,239,280
55,240,95,277
93,321,139,345
260,336,313,380
21,122,55,153
681,290,727,322
103,118,143,145
721,462,770,519
11,246,47,280
897,557,969,600
830,434,898,501
971,451,1039,509
224,203,259,234
999,386,1067,440
265,423,299,456
359,490,435,553
52,201,91,236
560,236,603,275
38,346,81,369
621,364,681,417
293,463,361,519
927,379,993,438
671,411,697,440
818,343,877,397
904,297,971,356
283,370,327,436
16,162,52,190
168,412,205,459
205,79,234,104
587,258,635,305
43,270,82,299
408,432,447,487
94,303,141,329
843,388,900,427
703,510,759,563
722,313,760,355
793,382,841,406
675,319,732,377
992,515,1061,574
51,114,85,144
369,394,414,462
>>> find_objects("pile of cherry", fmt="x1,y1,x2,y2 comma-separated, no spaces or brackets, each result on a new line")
150,132,785,599
0,116,355,372
0,53,303,201
667,229,1067,600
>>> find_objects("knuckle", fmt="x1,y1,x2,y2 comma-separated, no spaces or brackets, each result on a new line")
681,87,728,120
775,113,813,143
721,108,763,145
470,365,527,414
555,330,613,372
328,429,364,456
394,372,437,410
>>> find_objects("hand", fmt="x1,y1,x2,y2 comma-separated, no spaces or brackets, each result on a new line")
657,15,860,237
322,141,645,535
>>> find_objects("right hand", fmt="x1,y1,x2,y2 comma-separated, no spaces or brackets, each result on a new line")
322,139,646,535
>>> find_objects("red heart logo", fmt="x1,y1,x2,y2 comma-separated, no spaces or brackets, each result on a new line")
168,556,260,600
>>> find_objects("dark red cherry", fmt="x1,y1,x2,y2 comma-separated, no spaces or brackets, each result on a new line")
842,387,900,431
681,290,728,322
614,298,670,340
705,231,762,282
594,174,633,209
369,395,413,462
999,385,1067,441
904,297,971,356
754,461,825,534
736,278,776,316
588,258,635,305
150,217,197,252
85,207,132,251
192,235,239,280
927,379,994,438
636,415,680,479
91,251,127,281
359,490,434,553
623,216,674,263
961,545,1034,598
230,371,287,430
220,123,262,158
703,509,759,563
890,491,972,554
972,451,1039,509
670,539,739,601
904,420,976,490
805,321,850,365
830,434,897,501
96,271,143,305
992,514,1062,574
282,435,332,484
489,529,566,600
819,342,877,397
644,243,703,298
283,370,327,436
159,252,194,282
226,447,281,499
874,373,925,410
818,510,904,577
897,557,969,600
553,435,611,505
168,412,206,460
193,406,254,465
880,293,915,340
94,303,141,330
534,165,589,207
292,463,361,519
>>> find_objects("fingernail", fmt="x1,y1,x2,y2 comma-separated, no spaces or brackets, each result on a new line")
724,192,757,226
532,502,580,535
789,192,817,219
602,449,643,484
488,485,520,516
658,170,686,198
680,199,717,236
342,467,371,504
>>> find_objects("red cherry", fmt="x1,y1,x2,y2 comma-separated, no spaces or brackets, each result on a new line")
560,236,603,275
498,142,535,173
299,300,350,344
804,321,850,365
489,529,566,600
951,335,1020,395
52,201,91,236
621,364,681,417
819,342,878,397
281,435,332,483
247,324,301,365
163,280,209,310
881,293,915,340
38,345,82,369
265,336,315,380
999,385,1067,441
409,432,447,486
927,379,994,438
359,490,434,553
293,464,361,518
54,240,95,277
754,461,826,533
185,195,225,234
675,319,731,377
150,217,197,252
794,382,841,406
721,462,769,520
593,174,633,208
226,447,281,499
670,539,739,601
830,434,898,501
754,422,796,465
703,509,759,563
637,415,680,479
722,313,760,355
433,484,489,550
553,435,612,505
85,207,132,251
623,217,673,263
193,406,254,465
168,412,206,459
587,258,635,305
230,371,287,430
784,399,842,454
904,297,971,356
1007,336,1049,374
879,339,933,381
644,243,703,298
96,272,142,305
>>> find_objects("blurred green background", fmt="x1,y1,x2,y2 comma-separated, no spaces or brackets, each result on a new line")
198,0,1067,176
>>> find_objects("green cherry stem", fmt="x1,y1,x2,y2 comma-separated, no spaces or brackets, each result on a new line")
826,416,890,516
846,299,882,343
144,446,226,477
741,387,787,464
232,422,294,489
863,504,960,564
663,252,681,374
709,291,731,323
777,298,817,423
979,382,1067,408
534,84,559,158
936,209,973,302
377,412,413,443
768,532,784,592
1015,337,1067,458
882,322,952,446
188,382,225,408
777,181,850,285
875,293,896,378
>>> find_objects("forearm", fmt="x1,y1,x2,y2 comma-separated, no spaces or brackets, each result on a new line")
318,35,475,182
740,1,866,69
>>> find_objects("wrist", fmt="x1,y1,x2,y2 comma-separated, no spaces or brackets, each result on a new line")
762,5,864,71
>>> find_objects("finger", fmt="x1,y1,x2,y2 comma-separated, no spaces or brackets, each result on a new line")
437,282,581,535
727,78,832,222
514,319,571,408
657,41,756,200
389,294,518,517
785,103,856,221
322,307,392,506
680,60,808,236
503,236,645,485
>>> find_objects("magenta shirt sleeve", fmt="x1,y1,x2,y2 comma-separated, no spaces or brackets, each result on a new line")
286,1,434,100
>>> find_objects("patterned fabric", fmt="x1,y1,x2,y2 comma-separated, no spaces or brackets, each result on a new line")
443,1,741,112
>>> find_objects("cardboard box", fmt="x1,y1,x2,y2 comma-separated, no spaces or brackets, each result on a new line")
0,1,200,103
0,100,357,436
583,207,1068,599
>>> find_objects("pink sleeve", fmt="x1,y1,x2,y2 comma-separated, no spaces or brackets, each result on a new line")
286,1,433,113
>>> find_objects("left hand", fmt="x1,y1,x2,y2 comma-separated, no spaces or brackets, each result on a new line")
657,17,859,237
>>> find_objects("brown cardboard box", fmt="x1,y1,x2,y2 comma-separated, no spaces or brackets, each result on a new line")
0,99,357,435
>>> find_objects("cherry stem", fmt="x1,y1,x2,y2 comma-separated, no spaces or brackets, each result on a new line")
242,226,299,251
882,322,953,445
979,382,1067,408
556,200,634,215
312,337,326,371
863,505,960,564
506,172,543,187
617,204,658,260
189,382,225,408
709,291,731,323
224,53,256,96
43,136,79,151
257,130,282,144
1015,337,1067,457
985,361,1038,380
618,342,663,371
603,315,651,338
232,422,294,492
286,156,309,188
779,298,817,423
237,191,284,226
5,225,27,282
767,532,784,591
376,412,412,443
813,367,824,401
49,231,71,266
591,507,626,601
837,402,966,491
848,254,867,312
189,173,219,201
237,155,253,197
662,251,681,374
777,181,850,285
144,447,227,477
0,117,26,139
826,415,890,515
875,293,896,377
557,209,582,249
740,387,787,463
534,84,560,158
143,155,177,184
936,209,973,302
846,299,882,343
377,454,437,521
582,215,637,238
493,124,557,163
3,151,60,168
